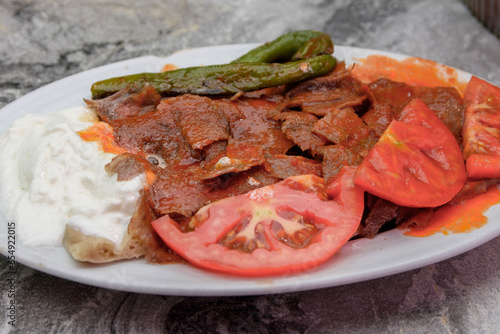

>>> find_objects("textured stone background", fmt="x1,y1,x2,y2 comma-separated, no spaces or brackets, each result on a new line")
1,0,500,333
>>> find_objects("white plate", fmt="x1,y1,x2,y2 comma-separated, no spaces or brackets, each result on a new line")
1,44,499,296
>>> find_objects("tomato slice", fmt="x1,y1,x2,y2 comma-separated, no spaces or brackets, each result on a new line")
151,167,363,277
353,98,467,207
462,76,500,179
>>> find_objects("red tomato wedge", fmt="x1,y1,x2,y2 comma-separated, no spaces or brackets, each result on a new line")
462,76,500,179
354,98,467,207
151,167,364,277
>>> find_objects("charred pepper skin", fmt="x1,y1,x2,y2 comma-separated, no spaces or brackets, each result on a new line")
90,30,336,99
233,30,334,63
91,55,337,99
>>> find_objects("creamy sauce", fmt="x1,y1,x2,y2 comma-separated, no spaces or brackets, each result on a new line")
0,106,145,247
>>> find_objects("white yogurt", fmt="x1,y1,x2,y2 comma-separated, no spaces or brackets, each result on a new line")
0,106,145,247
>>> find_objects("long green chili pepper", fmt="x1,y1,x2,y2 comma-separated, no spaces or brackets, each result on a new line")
291,33,334,60
90,30,336,99
91,54,336,99
232,30,333,63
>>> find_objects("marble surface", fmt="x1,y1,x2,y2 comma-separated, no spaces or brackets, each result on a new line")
1,0,500,332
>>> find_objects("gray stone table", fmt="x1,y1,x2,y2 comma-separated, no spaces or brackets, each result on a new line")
1,0,500,333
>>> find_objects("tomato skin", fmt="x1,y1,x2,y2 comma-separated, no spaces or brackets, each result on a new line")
151,167,363,277
462,76,500,179
466,155,500,179
353,98,467,208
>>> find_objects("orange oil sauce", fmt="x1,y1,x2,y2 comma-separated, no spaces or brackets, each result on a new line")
403,184,500,237
351,55,468,95
79,122,129,155
79,122,156,186
161,63,179,72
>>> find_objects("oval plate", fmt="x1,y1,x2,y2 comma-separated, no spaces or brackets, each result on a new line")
1,44,499,296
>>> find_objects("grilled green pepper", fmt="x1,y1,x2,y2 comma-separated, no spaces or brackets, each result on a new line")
91,54,336,99
90,30,336,99
232,30,333,63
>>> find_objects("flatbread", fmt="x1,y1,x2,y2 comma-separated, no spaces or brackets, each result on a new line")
63,193,149,263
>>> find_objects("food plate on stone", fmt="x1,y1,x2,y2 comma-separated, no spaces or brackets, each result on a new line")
1,38,500,296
